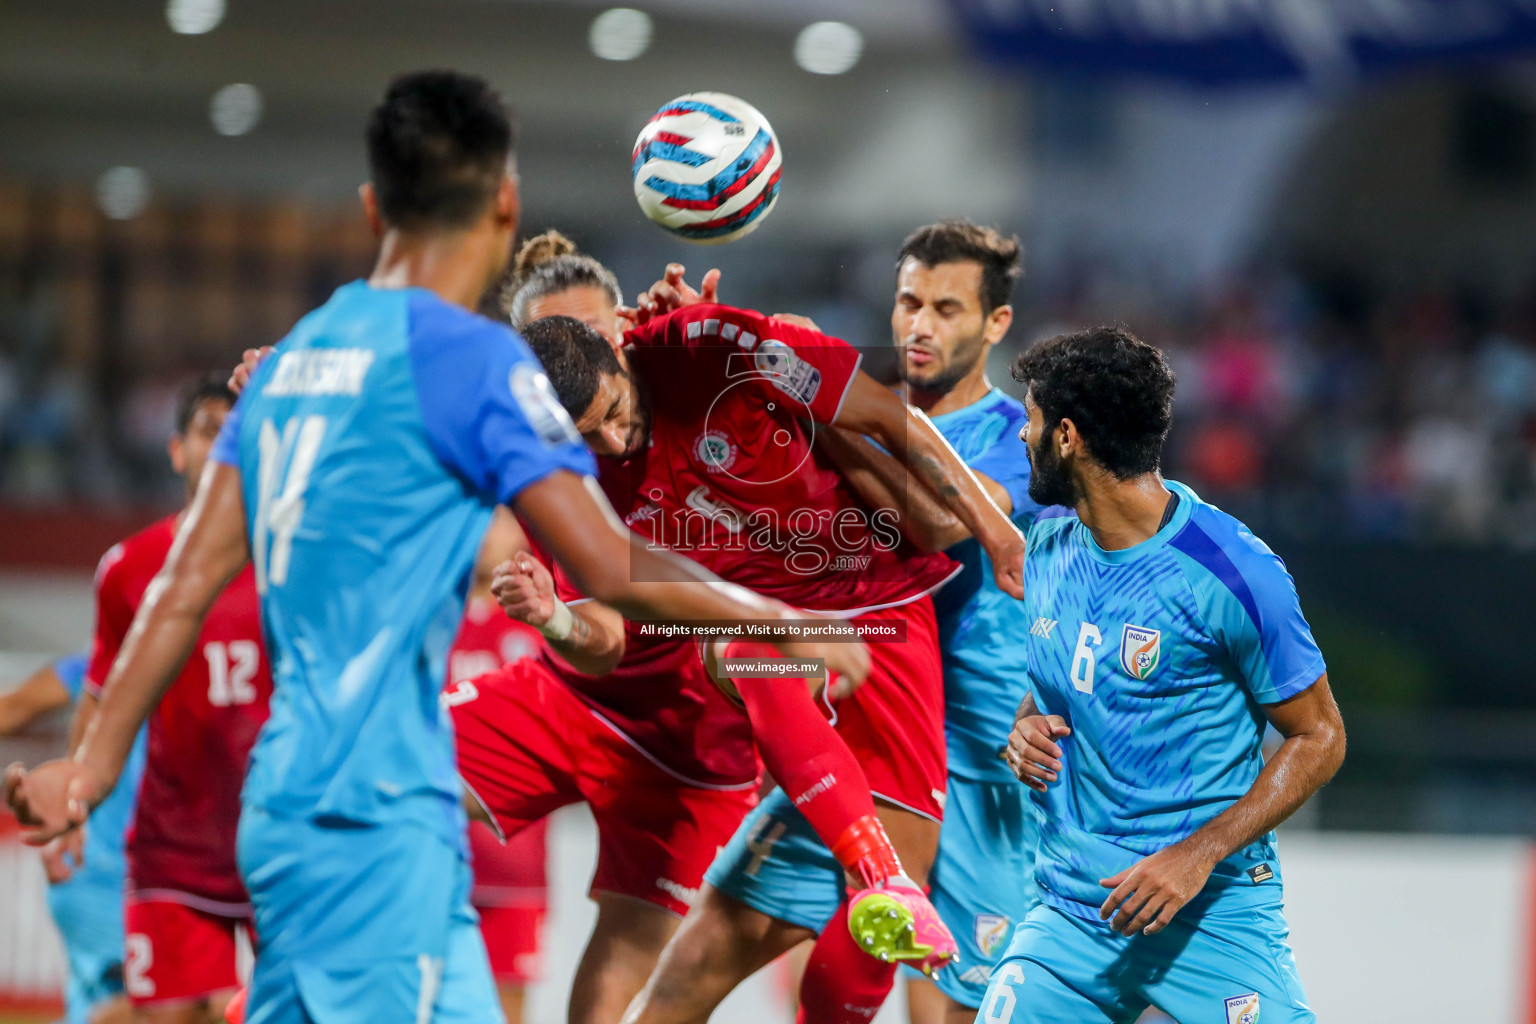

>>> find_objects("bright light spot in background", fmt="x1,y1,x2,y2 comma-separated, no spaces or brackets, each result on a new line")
589,8,652,61
166,0,226,35
97,167,150,220
794,21,863,75
210,83,262,136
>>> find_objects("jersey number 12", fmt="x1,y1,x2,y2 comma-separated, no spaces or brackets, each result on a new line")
254,416,327,593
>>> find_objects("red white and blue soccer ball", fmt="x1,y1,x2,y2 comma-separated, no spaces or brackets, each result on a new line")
632,92,782,244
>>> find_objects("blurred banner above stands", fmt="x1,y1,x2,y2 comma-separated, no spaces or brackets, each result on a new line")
950,0,1536,86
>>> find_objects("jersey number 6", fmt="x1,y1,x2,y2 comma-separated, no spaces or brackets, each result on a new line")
1070,623,1102,694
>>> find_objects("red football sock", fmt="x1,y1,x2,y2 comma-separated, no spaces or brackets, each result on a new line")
795,899,898,1024
725,641,903,885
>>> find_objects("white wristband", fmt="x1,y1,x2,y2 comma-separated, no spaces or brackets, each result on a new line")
539,597,574,642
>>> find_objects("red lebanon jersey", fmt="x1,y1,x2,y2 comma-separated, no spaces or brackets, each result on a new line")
448,596,543,686
612,303,957,614
538,553,759,790
88,517,271,908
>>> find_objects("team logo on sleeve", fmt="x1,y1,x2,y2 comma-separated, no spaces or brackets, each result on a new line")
1223,992,1260,1024
973,914,1011,959
753,339,822,404
1119,624,1161,679
509,364,581,446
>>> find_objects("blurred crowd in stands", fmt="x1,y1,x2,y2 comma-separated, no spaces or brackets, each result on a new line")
1016,268,1536,549
2,256,1534,549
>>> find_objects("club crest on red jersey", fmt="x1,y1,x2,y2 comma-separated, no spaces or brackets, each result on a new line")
693,430,738,473
1119,624,1161,680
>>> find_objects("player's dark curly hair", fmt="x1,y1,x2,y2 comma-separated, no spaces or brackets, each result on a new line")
175,372,236,435
522,315,621,418
898,220,1023,315
1011,326,1174,479
366,70,513,231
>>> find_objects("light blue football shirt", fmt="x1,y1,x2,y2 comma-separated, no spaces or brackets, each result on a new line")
211,282,593,844
1022,480,1326,920
52,652,145,889
928,388,1041,783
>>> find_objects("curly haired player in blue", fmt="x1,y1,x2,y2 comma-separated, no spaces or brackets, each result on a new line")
989,325,1345,1024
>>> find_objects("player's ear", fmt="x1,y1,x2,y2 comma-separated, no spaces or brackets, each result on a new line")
1056,416,1078,457
984,304,1013,347
167,434,186,475
358,183,385,238
494,175,520,234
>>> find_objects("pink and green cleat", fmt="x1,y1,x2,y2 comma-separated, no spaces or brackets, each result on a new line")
847,875,959,976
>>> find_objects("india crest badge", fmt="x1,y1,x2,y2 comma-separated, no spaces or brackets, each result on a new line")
1119,624,1161,680
974,914,1010,959
1223,992,1260,1024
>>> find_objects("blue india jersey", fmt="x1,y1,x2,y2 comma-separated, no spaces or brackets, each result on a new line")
1022,480,1326,920
211,282,593,844
928,388,1041,783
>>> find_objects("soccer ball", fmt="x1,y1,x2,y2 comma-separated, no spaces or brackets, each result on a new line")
631,92,782,244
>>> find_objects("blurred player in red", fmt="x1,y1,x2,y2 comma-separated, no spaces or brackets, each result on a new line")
445,235,763,1024
84,374,272,1024
514,268,1027,1022
447,507,547,1024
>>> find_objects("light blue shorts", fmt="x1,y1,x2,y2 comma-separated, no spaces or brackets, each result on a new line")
237,810,502,1024
47,875,126,1024
975,900,1314,1024
901,772,1040,1009
704,787,845,932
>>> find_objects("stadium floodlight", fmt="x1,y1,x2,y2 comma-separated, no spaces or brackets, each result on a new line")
166,0,225,34
794,21,863,75
210,83,262,136
589,7,652,61
96,167,150,220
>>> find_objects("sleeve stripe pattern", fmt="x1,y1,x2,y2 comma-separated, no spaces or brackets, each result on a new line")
1169,521,1264,634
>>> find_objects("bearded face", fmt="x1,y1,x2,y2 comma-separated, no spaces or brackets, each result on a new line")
1027,418,1078,508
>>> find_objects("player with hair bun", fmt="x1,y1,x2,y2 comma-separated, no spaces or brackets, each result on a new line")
504,230,627,342
505,245,1038,1023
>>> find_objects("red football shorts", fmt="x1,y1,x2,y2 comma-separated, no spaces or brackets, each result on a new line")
469,820,547,984
123,896,250,1006
451,661,759,917
832,597,947,821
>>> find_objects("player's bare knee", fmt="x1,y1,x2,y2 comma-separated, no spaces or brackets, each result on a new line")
876,800,941,884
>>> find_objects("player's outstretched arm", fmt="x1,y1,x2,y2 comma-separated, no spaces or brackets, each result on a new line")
511,470,870,689
3,464,251,845
1097,673,1345,936
816,426,1020,554
834,374,1026,598
489,552,626,677
0,662,71,736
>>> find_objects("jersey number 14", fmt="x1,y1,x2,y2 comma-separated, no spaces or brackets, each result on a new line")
254,416,327,593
